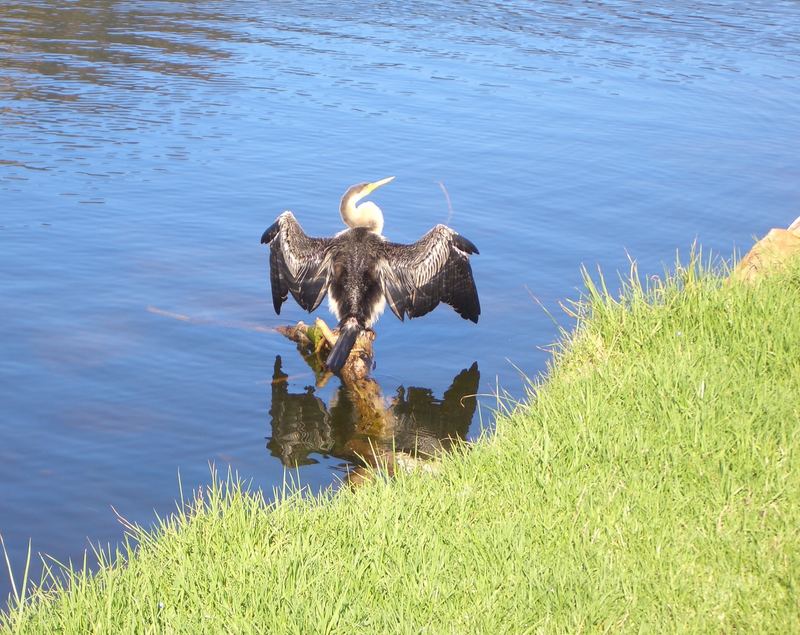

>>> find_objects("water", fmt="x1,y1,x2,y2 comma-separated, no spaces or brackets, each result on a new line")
1,0,799,604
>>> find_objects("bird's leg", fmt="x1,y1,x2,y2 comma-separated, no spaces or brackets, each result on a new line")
311,319,339,387
313,317,338,353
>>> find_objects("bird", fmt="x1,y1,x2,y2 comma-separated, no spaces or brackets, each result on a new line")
260,176,480,372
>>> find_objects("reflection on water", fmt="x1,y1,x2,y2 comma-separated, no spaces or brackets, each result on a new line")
1,1,237,87
268,356,479,478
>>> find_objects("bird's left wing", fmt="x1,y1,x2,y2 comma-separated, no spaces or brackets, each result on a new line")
261,211,332,314
379,224,480,323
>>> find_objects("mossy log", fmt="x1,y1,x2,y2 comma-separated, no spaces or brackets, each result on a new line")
276,317,375,384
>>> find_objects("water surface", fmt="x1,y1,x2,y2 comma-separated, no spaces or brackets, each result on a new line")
2,0,799,603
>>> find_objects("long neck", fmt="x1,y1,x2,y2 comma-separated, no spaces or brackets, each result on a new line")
339,198,384,234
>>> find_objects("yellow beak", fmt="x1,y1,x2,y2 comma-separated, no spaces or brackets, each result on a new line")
362,176,395,195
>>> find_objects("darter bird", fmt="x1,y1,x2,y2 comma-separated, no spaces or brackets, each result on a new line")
260,177,480,372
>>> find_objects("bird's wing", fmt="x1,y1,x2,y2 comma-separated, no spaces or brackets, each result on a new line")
261,211,331,314
379,224,480,323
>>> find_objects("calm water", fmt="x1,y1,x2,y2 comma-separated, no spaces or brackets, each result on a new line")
2,0,799,603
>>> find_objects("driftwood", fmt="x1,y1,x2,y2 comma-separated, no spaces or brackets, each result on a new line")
276,318,375,384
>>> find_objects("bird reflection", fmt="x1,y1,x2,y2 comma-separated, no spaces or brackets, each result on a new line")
267,356,479,478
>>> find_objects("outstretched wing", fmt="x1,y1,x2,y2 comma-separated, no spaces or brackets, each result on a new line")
379,224,480,323
261,211,331,314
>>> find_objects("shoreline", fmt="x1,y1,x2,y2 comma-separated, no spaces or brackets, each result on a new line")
4,241,800,632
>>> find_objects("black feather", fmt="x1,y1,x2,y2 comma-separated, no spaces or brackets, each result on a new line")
453,233,479,255
411,253,480,322
380,225,480,324
326,320,361,372
260,212,331,314
269,236,289,313
261,222,280,245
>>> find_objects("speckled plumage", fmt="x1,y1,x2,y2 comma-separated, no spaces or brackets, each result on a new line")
261,210,479,371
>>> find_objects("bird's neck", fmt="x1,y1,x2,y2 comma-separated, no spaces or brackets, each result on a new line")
340,198,384,235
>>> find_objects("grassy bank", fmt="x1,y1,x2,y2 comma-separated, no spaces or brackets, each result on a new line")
3,253,799,633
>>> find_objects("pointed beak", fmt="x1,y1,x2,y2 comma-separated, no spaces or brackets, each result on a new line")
362,176,395,195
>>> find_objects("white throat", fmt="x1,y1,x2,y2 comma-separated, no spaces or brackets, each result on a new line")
340,198,384,235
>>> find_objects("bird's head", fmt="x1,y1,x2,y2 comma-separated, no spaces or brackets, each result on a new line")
342,176,395,206
339,176,395,234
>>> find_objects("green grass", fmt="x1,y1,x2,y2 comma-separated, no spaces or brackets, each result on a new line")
3,251,800,633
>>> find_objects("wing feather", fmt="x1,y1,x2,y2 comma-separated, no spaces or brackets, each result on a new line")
379,224,480,323
261,211,331,314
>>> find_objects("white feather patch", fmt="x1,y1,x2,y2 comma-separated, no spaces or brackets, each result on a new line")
366,295,386,327
327,294,341,320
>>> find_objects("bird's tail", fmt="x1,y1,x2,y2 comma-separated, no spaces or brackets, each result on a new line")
326,317,361,373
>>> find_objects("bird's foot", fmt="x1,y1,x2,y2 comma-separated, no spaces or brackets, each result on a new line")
313,317,338,353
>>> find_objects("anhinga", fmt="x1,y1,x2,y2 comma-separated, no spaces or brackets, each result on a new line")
261,177,480,372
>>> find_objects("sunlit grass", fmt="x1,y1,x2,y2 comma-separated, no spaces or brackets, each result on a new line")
3,250,799,633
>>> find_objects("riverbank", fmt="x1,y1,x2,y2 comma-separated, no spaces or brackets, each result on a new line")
4,249,799,632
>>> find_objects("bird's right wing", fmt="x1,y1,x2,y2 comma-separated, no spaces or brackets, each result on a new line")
261,211,331,314
379,224,480,323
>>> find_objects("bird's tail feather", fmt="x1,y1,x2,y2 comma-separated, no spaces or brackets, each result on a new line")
326,318,361,373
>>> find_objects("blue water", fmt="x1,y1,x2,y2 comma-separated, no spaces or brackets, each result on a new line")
2,0,799,604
